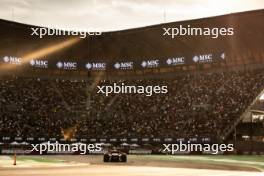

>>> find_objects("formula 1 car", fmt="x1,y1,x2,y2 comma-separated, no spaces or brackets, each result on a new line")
103,150,127,162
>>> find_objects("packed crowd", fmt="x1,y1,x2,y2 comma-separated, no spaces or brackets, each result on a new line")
0,69,264,139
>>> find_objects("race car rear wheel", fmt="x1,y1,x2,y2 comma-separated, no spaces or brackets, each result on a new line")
121,155,127,162
104,155,109,162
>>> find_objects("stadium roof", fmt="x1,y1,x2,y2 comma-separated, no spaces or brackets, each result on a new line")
0,9,263,62
1,0,263,31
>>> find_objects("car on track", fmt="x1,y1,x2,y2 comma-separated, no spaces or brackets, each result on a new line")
103,150,127,162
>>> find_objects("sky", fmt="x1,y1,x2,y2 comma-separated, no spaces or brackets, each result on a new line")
0,0,263,32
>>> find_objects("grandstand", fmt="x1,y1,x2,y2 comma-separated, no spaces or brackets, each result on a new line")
0,9,264,154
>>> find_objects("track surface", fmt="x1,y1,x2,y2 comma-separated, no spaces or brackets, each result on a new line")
0,165,263,176
0,155,263,176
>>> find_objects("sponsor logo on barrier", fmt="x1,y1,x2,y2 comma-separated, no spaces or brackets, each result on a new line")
192,54,213,63
166,57,185,66
114,61,133,70
3,56,21,65
141,59,159,68
30,59,48,68
1,52,225,70
86,62,106,70
56,61,77,70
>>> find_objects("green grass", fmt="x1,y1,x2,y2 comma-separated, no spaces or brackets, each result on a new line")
204,155,264,162
16,156,65,163
130,155,264,171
